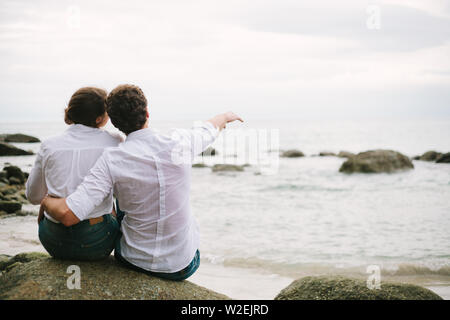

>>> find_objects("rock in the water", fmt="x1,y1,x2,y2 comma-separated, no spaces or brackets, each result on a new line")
0,142,34,156
2,134,40,143
212,164,244,172
201,147,217,156
414,151,443,162
0,200,22,213
0,253,230,300
337,151,355,158
3,166,25,184
281,150,304,158
274,276,442,300
192,163,208,168
319,152,336,157
339,150,414,173
436,152,450,163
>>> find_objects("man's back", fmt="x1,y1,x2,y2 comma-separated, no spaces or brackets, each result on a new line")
66,122,219,273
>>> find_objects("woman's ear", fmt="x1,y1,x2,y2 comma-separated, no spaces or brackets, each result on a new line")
96,113,109,127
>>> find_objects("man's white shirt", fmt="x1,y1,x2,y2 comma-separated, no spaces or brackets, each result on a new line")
25,124,122,223
66,121,220,273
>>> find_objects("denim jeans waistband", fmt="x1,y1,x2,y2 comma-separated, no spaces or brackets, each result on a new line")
43,214,112,230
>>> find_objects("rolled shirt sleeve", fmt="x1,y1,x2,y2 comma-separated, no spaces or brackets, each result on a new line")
66,153,113,221
170,121,220,165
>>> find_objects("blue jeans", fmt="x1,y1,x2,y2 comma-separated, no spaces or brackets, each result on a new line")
114,201,200,281
39,214,119,261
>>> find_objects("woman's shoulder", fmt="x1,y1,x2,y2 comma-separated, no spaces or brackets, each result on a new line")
39,132,67,150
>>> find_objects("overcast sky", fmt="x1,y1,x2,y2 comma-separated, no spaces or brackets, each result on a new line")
0,0,449,122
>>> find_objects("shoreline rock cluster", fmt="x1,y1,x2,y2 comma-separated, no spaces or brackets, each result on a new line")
0,252,443,300
0,165,33,217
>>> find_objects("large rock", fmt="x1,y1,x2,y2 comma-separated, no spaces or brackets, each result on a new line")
212,164,244,172
0,252,230,300
274,276,442,300
0,142,34,156
436,152,450,163
281,150,304,158
339,150,414,173
2,134,40,143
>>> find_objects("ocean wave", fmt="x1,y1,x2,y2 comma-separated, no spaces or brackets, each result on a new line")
201,254,450,278
258,184,348,192
388,264,450,276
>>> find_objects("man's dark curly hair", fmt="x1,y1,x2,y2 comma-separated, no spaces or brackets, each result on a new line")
106,84,148,135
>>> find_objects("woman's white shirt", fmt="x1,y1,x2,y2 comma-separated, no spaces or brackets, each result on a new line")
25,124,123,222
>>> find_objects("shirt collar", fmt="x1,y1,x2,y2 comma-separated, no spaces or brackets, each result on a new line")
126,127,156,141
66,124,100,133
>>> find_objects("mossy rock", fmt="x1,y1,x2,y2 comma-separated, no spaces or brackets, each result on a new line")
0,201,22,213
274,276,442,300
281,150,304,158
8,177,22,185
0,142,34,156
5,262,23,272
436,152,450,163
416,151,442,162
0,185,18,195
212,164,244,172
319,152,336,157
192,163,208,168
339,150,414,174
3,133,40,143
3,166,25,184
0,253,230,300
337,151,355,158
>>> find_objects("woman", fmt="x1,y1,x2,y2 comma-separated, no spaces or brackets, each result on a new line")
26,87,122,260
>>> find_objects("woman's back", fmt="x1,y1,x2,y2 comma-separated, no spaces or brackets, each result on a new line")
26,124,122,222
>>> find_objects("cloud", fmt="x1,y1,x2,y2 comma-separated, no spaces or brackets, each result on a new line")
226,0,450,52
0,0,449,121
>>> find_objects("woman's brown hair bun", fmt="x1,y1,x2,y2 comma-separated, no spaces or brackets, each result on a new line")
64,87,107,127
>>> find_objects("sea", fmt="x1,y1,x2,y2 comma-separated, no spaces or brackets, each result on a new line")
1,118,449,299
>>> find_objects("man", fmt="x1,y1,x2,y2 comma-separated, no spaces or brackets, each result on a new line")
42,84,243,280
